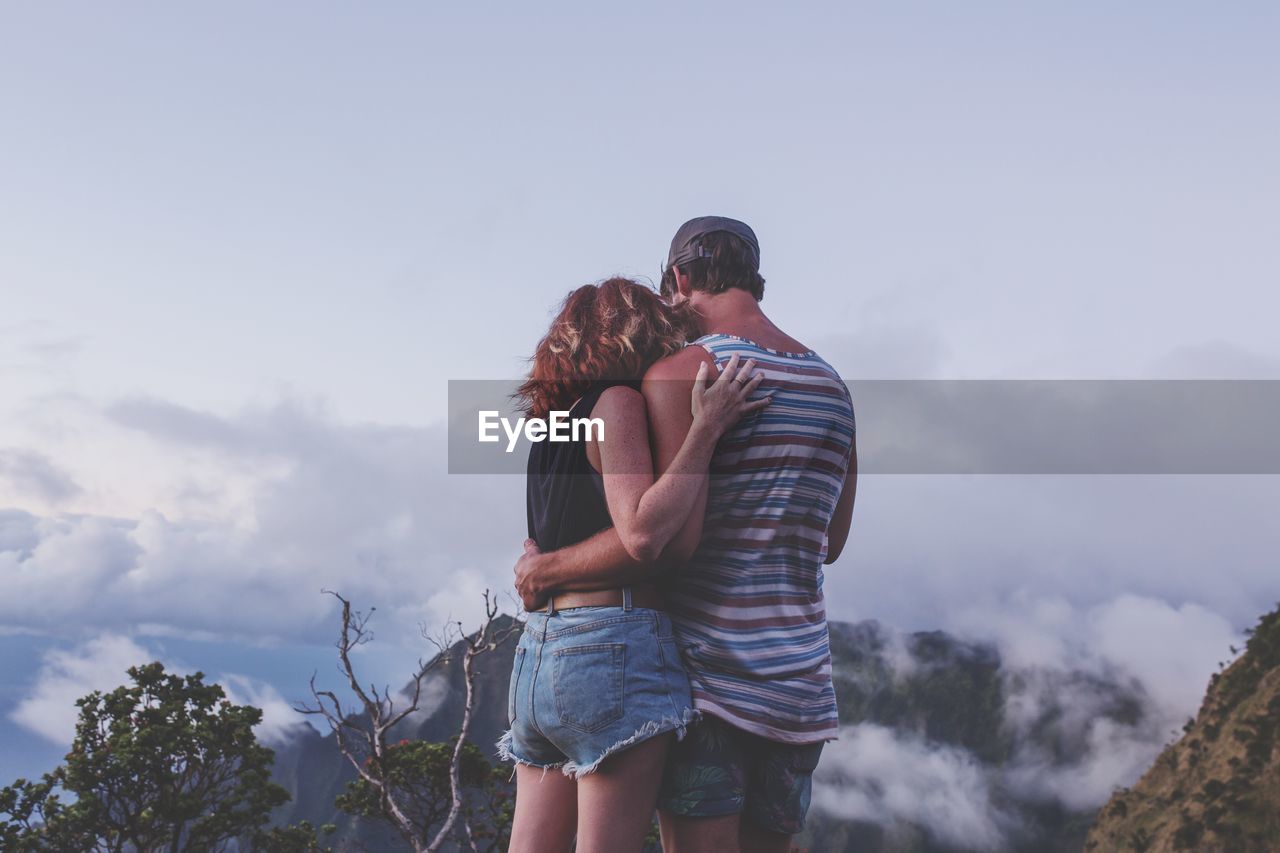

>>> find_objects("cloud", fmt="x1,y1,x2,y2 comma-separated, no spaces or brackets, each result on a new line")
10,632,319,748
948,592,1239,717
105,396,255,455
0,513,144,629
218,673,319,746
1144,341,1280,379
10,633,158,745
809,302,949,381
826,474,1280,639
387,670,453,735
0,394,525,648
0,448,81,505
2,364,1275,834
984,594,1241,811
816,379,1280,475
814,724,1020,850
814,592,1248,845
0,508,42,558
1087,595,1239,714
0,323,86,381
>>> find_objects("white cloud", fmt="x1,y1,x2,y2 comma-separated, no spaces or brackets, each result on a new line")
814,724,1020,850
0,448,81,506
1087,595,1238,714
0,395,524,648
816,592,1248,838
987,594,1241,811
218,673,319,746
1144,341,1280,379
825,474,1280,638
949,592,1240,723
387,670,452,734
10,633,158,745
1,358,1275,832
10,632,321,749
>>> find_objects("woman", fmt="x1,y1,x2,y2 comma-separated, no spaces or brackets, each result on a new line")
499,277,767,853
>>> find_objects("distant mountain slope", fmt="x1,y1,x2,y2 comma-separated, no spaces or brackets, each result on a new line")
1085,604,1280,853
268,616,1154,852
800,620,1131,853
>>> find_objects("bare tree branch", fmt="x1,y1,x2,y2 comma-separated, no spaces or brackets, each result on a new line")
292,587,519,852
427,590,520,852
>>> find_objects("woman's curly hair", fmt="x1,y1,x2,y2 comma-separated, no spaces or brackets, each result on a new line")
516,277,696,418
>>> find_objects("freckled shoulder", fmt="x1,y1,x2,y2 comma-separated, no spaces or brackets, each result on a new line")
586,385,649,463
589,384,647,425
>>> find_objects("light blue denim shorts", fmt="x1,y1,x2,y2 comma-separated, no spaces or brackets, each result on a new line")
497,603,697,778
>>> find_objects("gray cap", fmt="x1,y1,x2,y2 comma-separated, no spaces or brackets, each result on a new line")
666,216,760,270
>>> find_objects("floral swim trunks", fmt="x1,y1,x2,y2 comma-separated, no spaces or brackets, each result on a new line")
656,713,826,835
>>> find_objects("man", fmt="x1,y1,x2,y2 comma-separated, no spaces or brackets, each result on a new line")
515,216,857,852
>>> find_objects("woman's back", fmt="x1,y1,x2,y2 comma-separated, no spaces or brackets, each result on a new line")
525,380,636,552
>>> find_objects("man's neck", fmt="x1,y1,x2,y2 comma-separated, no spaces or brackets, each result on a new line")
691,288,767,337
688,287,811,353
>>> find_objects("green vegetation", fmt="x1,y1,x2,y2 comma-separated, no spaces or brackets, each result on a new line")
1086,602,1280,853
336,736,512,851
0,595,517,852
0,662,303,851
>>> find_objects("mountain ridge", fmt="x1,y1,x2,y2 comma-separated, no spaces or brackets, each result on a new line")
266,616,1153,851
1084,603,1280,852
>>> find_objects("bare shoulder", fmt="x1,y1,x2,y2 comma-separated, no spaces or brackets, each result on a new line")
644,345,715,383
591,383,647,422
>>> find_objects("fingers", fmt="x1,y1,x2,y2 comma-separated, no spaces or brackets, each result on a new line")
715,355,760,393
703,355,770,418
714,353,741,386
741,369,765,396
522,538,539,555
693,360,709,395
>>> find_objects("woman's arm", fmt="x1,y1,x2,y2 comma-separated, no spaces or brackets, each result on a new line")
592,353,766,562
513,530,641,610
511,350,762,610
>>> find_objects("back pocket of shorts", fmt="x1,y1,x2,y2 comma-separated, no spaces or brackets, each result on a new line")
553,643,625,733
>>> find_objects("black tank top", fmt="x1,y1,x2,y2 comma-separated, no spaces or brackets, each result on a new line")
526,380,638,551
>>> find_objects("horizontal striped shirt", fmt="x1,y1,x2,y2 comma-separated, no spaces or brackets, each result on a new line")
663,332,855,743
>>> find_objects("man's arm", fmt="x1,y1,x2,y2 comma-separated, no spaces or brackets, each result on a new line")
824,441,858,564
513,347,718,609
514,529,652,610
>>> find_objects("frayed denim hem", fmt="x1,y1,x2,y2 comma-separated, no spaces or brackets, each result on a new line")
561,707,701,779
495,729,567,781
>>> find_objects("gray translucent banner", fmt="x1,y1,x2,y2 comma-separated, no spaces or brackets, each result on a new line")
447,380,1280,474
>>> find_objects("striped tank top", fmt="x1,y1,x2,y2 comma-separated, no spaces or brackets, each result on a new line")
663,332,855,743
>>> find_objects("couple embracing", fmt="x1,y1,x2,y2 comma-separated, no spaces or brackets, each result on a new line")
499,217,857,853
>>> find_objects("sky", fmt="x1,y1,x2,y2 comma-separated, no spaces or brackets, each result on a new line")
2,1,1279,828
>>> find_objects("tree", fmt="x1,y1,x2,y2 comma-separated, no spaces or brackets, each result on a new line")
336,738,512,852
0,662,291,851
251,819,339,852
296,589,518,852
